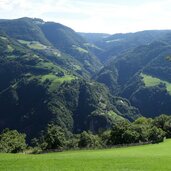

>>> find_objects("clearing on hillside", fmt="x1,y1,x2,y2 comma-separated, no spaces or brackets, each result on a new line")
141,73,171,95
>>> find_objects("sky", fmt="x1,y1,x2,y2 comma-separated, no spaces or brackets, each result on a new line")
0,0,171,34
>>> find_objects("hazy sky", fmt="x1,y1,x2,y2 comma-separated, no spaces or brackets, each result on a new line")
0,0,171,33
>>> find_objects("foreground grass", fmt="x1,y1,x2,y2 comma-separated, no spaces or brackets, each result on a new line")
1,140,171,171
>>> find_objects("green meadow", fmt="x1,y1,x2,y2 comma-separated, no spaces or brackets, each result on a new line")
1,139,171,171
141,73,171,95
18,40,48,50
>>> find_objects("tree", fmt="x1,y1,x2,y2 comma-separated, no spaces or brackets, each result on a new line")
40,124,67,150
100,130,111,146
149,126,165,143
134,117,153,125
110,121,130,145
78,131,101,148
153,114,171,138
153,114,170,130
163,119,171,138
66,134,79,149
122,128,139,144
0,129,27,153
133,117,153,142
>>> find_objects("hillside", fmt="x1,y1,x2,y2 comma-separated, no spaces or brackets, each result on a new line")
84,30,171,63
0,17,101,76
95,40,171,117
1,17,171,142
0,18,141,141
40,22,102,75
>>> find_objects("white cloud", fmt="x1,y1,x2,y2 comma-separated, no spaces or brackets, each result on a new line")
0,0,171,33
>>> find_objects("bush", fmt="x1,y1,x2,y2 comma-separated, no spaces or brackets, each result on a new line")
109,117,166,146
78,131,102,149
66,135,80,149
38,124,67,150
0,129,27,153
122,129,139,144
100,130,111,146
110,121,130,145
149,126,166,143
154,114,171,138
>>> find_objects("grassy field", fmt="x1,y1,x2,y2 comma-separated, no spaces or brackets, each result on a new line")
1,139,171,171
41,74,75,91
141,73,171,95
72,45,89,54
18,40,47,50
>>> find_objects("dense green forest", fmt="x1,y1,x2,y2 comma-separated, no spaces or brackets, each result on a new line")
0,17,171,153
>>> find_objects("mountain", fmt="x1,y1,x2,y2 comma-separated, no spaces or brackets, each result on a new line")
1,17,171,142
83,30,171,63
0,17,140,141
95,39,171,117
0,17,102,77
79,33,110,43
40,22,102,75
0,17,50,45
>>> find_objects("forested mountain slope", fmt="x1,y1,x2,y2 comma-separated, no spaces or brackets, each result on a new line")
0,18,140,141
95,40,171,117
1,17,171,142
81,30,171,63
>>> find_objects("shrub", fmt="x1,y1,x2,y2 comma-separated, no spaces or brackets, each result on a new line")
78,131,102,149
0,129,27,153
38,124,67,150
149,126,166,143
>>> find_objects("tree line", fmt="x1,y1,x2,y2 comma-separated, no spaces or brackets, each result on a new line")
1,114,171,153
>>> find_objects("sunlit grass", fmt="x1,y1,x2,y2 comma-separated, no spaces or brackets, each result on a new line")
7,45,14,52
0,36,8,40
40,73,75,91
141,73,171,95
1,139,171,171
72,45,89,54
18,40,47,50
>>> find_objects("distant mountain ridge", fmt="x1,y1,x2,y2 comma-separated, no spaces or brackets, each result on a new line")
81,30,171,62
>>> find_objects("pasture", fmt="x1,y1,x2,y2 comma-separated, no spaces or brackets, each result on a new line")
1,139,171,171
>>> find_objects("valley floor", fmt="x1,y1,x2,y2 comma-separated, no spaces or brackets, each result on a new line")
1,140,171,171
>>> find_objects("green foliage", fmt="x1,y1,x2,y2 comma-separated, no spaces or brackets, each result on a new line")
110,121,129,145
154,114,171,138
38,124,67,150
78,131,102,148
130,85,171,117
153,114,170,130
99,130,111,146
0,129,27,153
109,117,165,145
149,126,165,143
65,135,80,149
163,119,171,138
